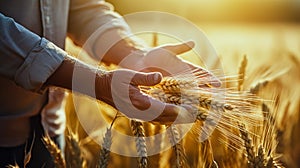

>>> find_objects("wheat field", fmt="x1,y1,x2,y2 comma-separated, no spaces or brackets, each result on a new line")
8,23,300,168
59,23,300,168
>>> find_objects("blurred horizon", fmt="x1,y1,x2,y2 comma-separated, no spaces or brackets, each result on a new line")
107,0,300,23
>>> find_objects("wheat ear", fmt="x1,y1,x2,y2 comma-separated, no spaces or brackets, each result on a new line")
6,163,20,168
238,55,248,91
23,132,35,167
130,120,148,168
42,135,66,168
238,124,255,168
98,113,119,168
98,127,112,168
254,145,266,167
65,129,84,168
166,125,186,168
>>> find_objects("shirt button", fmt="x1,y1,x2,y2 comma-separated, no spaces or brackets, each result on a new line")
45,16,50,24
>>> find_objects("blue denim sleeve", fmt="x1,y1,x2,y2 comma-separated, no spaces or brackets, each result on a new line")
0,13,66,92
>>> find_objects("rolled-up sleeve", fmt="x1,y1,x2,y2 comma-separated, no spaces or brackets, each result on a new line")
68,0,130,46
0,13,66,92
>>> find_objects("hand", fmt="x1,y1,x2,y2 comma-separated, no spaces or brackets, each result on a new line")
46,57,195,124
41,87,66,137
125,41,221,87
94,69,194,124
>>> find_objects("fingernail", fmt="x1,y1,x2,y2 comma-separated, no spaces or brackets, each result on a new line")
153,73,162,82
211,78,222,87
186,41,195,48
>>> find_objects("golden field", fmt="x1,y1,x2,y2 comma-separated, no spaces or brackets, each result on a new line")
62,21,300,168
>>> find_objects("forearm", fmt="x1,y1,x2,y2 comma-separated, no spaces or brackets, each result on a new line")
46,56,100,98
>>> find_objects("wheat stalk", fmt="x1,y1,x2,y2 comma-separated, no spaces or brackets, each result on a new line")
152,32,158,47
151,124,163,167
42,135,66,168
130,120,148,168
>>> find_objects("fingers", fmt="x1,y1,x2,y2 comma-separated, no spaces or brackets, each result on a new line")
193,68,222,87
128,85,195,124
151,104,196,125
131,71,162,86
129,85,151,110
184,62,222,87
41,109,66,137
161,41,195,55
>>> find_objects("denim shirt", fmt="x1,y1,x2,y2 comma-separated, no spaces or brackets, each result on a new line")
0,0,127,118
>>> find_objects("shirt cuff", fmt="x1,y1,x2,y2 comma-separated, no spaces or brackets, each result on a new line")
14,38,66,93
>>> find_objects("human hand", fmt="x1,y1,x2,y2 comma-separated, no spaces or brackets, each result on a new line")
46,57,195,124
41,87,66,137
123,41,221,87
94,69,195,124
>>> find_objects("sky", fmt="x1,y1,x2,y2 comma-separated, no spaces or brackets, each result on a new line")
107,0,300,23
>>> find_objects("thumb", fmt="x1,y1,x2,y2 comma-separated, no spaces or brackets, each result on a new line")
161,41,195,55
131,72,162,86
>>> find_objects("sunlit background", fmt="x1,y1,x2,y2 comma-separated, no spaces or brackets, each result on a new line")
108,0,300,23
65,1,300,167
107,0,300,64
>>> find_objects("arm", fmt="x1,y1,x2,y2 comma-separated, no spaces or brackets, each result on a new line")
0,13,64,92
0,13,193,124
